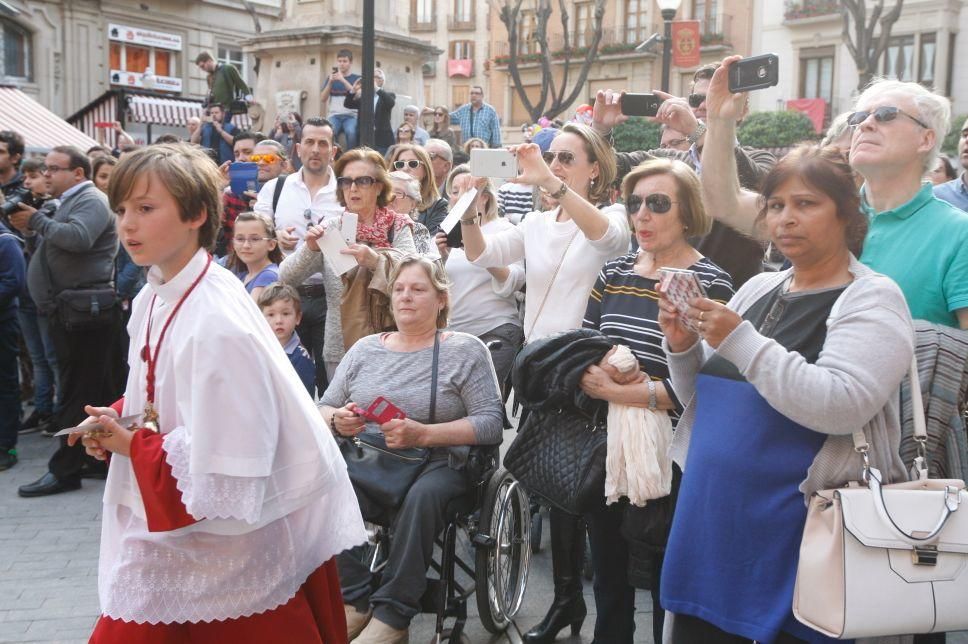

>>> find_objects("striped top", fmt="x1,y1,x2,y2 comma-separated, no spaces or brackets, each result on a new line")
582,252,734,421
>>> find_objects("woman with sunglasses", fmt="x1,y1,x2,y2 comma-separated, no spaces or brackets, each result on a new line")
387,144,449,234
655,57,915,644
395,124,415,145
577,159,734,644
461,122,631,644
279,148,416,378
388,170,439,261
428,106,458,152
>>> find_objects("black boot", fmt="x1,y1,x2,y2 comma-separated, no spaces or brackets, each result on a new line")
523,508,587,643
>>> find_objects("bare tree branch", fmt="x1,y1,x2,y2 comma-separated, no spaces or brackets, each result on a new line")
239,0,263,33
839,0,904,91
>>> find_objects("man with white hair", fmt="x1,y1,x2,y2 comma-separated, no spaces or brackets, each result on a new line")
848,79,968,329
403,106,430,145
424,139,453,193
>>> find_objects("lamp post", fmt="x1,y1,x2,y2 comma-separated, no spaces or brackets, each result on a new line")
656,0,682,93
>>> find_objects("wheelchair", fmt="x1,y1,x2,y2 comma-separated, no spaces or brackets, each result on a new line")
360,453,531,643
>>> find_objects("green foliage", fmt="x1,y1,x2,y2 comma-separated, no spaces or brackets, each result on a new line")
613,118,661,153
943,114,967,155
738,111,819,148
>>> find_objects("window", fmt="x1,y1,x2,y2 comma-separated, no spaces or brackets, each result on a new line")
452,0,474,26
692,0,719,35
918,33,935,86
449,40,474,61
411,0,435,28
0,18,31,80
883,35,915,81
218,46,246,82
575,2,593,48
110,42,176,78
520,10,538,55
625,0,649,45
800,53,834,103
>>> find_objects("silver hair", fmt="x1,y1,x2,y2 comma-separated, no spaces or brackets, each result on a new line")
425,139,453,163
404,104,420,115
388,170,422,202
852,78,951,171
254,139,287,158
821,112,852,147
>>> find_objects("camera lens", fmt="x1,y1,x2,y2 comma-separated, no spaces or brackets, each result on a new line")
757,66,767,79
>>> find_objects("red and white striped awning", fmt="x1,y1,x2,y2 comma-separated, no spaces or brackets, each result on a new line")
0,87,99,153
127,95,252,130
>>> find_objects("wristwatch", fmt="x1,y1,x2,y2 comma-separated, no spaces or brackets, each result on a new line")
687,121,707,145
549,181,568,200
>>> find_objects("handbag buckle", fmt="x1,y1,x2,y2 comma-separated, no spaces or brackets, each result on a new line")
912,545,938,566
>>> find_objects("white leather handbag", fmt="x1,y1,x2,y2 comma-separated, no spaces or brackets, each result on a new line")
793,357,968,639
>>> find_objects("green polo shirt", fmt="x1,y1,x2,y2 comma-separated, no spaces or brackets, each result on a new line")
860,182,968,327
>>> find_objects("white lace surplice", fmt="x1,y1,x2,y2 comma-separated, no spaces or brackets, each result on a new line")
99,250,366,624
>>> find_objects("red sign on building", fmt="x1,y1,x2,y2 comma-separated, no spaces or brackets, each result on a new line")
671,20,701,68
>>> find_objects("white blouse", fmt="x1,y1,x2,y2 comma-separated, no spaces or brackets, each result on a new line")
99,249,366,624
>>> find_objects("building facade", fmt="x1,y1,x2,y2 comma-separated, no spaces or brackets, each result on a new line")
750,0,966,123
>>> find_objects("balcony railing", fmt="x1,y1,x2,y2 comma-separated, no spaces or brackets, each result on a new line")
448,9,475,30
783,0,840,21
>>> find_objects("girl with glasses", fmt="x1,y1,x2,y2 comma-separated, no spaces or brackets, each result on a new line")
387,144,449,234
224,212,282,301
279,148,417,379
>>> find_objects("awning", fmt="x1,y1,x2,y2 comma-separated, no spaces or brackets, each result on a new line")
128,95,252,130
0,87,99,153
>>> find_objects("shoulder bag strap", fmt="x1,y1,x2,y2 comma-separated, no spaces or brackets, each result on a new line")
272,173,289,214
525,223,578,343
430,330,440,424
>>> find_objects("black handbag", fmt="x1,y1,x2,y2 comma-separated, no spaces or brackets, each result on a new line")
503,406,607,515
54,288,120,330
339,332,438,512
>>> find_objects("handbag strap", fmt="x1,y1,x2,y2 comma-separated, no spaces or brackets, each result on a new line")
430,330,440,424
525,221,578,343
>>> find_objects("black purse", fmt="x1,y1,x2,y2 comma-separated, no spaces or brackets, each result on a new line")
503,405,607,515
339,332,438,512
54,288,120,330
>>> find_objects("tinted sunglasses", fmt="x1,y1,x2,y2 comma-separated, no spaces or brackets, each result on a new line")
626,193,677,215
688,93,706,108
336,176,377,188
846,106,929,129
393,159,422,170
542,151,576,166
249,153,281,164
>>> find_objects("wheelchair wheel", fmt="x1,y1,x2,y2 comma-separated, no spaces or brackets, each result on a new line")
475,467,531,634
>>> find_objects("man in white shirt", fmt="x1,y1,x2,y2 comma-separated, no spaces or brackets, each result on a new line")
254,117,342,394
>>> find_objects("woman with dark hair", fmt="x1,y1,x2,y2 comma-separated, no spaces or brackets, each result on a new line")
657,57,914,644
428,105,458,152
927,155,958,186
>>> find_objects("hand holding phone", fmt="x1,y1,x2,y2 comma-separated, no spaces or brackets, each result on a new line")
469,148,517,179
657,268,707,333
728,54,779,93
358,397,407,424
621,93,664,118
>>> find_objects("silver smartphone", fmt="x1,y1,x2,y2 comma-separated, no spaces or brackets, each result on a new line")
469,148,518,179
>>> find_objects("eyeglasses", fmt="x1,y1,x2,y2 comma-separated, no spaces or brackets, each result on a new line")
232,236,273,245
393,160,422,170
41,165,70,175
626,193,677,215
661,138,689,149
250,153,281,164
688,93,707,108
542,151,577,166
434,112,446,117
336,176,377,188
846,106,930,129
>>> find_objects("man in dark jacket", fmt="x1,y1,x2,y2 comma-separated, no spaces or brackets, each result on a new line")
344,68,396,155
0,219,25,470
9,146,124,496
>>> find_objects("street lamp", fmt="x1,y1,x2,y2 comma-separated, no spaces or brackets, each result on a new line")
656,0,682,93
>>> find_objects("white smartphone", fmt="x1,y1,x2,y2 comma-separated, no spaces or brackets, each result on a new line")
470,148,518,179
340,212,358,245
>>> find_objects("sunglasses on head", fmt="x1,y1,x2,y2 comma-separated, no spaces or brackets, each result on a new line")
846,105,930,129
688,93,706,108
249,153,281,164
393,159,422,170
626,193,677,215
336,176,377,188
542,150,576,166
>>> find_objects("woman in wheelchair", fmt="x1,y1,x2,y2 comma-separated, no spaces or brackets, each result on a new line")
319,255,505,644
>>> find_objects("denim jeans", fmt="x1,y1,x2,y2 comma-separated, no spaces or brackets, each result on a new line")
17,304,59,414
0,316,21,450
329,113,359,150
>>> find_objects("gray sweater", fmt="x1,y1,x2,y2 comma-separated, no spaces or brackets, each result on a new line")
321,332,504,467
666,256,915,502
26,182,117,313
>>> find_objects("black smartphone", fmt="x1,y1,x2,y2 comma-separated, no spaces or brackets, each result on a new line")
728,54,779,93
445,222,463,249
620,93,664,117
332,66,338,73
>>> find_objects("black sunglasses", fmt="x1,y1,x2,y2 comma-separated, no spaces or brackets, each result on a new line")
336,176,377,188
542,151,576,166
688,93,706,108
846,106,929,129
393,159,422,170
626,193,677,215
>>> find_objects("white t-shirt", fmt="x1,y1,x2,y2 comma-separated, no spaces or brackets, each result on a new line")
473,204,630,341
445,217,525,336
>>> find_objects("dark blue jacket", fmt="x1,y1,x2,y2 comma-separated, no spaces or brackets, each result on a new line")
0,221,26,321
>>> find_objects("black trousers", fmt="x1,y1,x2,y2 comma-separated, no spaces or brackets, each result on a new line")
296,291,327,397
0,316,20,451
47,310,125,483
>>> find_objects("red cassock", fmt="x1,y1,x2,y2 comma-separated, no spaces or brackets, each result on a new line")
88,427,348,644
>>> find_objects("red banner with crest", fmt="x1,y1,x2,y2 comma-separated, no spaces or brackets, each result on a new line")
671,21,701,68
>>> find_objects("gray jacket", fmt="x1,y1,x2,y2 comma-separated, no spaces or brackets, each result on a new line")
26,182,117,313
666,256,915,502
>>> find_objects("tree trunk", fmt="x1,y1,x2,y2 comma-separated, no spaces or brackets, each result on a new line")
840,0,904,93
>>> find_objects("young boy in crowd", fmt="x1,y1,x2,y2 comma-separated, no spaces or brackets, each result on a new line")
258,282,316,397
21,158,52,203
68,142,363,641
